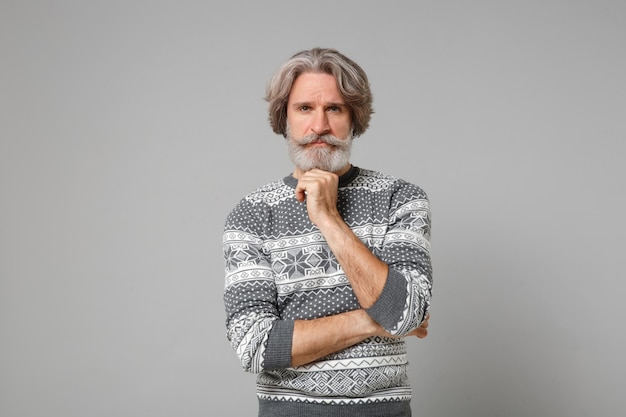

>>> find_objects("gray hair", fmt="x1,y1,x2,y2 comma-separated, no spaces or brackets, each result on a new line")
265,47,374,138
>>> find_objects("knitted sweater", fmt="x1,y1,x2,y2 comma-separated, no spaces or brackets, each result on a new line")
223,166,433,416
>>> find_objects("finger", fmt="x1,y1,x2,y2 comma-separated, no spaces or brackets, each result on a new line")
295,179,314,202
300,170,338,188
409,327,428,338
294,186,306,202
295,177,327,201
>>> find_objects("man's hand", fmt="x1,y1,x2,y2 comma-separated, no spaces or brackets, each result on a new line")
295,169,341,227
406,314,430,339
372,313,430,339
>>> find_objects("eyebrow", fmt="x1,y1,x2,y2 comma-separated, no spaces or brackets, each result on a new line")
291,101,347,108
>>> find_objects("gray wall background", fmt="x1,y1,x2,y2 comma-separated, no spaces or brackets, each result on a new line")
1,1,624,416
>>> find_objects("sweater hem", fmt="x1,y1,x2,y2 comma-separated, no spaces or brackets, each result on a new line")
258,397,411,417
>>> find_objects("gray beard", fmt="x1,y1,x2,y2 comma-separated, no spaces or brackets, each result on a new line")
286,126,353,173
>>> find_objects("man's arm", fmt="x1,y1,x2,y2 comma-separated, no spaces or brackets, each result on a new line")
291,309,376,367
294,169,388,308
290,310,429,367
295,169,432,336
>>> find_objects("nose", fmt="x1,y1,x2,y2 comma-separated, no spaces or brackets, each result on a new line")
311,110,330,136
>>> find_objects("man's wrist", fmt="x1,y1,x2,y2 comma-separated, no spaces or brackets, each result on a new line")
315,211,349,237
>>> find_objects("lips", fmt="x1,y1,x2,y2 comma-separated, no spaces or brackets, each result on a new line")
309,139,330,146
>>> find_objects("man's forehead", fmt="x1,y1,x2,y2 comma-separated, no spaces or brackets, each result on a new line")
289,72,344,103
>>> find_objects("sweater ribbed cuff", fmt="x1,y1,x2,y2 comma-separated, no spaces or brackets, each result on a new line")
263,319,294,370
365,268,407,332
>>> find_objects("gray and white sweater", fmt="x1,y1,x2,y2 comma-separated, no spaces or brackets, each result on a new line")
223,166,433,415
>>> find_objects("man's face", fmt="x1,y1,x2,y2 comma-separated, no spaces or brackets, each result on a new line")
286,72,353,176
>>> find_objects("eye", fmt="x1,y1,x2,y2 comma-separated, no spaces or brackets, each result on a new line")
327,106,341,112
299,105,311,112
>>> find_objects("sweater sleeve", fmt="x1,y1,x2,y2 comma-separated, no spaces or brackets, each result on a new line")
223,200,293,373
365,181,433,336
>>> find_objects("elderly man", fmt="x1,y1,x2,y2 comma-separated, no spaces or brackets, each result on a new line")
223,47,433,417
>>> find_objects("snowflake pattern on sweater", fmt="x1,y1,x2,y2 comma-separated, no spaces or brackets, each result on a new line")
223,166,432,405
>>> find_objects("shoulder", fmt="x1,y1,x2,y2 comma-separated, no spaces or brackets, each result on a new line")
243,179,293,206
354,167,428,201
224,179,291,229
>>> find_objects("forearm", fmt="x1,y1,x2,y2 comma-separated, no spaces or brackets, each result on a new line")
316,214,388,308
291,309,379,367
317,214,431,336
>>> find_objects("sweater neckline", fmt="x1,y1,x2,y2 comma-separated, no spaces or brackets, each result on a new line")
283,165,360,189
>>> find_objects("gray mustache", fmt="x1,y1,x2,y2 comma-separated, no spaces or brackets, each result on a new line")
298,134,346,147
